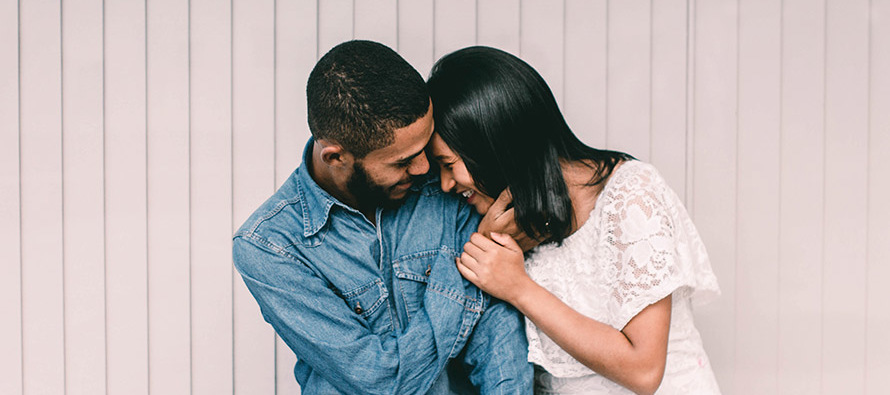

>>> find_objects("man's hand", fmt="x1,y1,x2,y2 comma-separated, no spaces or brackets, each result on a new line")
477,189,540,252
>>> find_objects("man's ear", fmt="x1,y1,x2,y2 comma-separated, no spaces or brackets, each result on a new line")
317,140,354,168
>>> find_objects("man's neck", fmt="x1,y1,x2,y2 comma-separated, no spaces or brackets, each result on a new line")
308,147,377,223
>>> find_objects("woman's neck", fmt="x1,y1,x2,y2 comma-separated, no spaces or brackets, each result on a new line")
560,159,622,234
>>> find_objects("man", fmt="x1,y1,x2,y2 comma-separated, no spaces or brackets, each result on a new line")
233,40,532,394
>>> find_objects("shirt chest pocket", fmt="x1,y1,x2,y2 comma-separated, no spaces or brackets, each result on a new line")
341,279,392,335
392,251,439,321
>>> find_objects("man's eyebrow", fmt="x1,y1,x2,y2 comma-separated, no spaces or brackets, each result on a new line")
395,149,424,163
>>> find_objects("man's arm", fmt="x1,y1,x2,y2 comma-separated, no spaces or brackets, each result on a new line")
460,297,534,393
453,197,535,393
233,235,466,395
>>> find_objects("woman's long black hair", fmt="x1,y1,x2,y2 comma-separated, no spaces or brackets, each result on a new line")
428,46,634,244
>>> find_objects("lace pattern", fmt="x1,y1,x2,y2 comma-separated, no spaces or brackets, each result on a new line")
523,161,720,393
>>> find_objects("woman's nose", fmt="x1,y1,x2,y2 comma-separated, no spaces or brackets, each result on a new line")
440,171,455,192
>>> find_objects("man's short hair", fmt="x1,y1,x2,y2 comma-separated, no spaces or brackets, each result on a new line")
307,40,429,158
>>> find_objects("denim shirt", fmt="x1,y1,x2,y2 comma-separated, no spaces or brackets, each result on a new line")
233,140,532,394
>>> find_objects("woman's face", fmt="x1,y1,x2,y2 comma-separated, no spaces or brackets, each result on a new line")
427,133,495,214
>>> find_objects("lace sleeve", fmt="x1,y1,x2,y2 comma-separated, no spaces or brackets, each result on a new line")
601,165,684,330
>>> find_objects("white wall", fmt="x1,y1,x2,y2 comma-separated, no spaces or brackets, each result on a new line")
1,0,888,394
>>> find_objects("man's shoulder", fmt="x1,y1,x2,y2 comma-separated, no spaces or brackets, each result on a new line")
397,175,476,221
407,174,464,203
409,174,446,196
234,172,307,244
386,175,481,251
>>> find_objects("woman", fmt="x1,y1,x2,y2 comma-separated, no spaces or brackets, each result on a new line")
427,46,721,395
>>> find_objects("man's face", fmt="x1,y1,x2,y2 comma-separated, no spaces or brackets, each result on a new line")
347,104,434,208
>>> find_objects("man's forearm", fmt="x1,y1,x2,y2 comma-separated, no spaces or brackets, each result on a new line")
461,297,533,394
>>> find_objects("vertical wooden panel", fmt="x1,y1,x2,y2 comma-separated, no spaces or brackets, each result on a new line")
8,3,890,392
778,1,825,393
190,0,233,393
520,0,565,106
318,0,353,58
232,0,276,393
354,0,397,49
691,0,737,390
606,0,651,160
274,1,316,392
477,0,520,55
19,0,65,393
433,0,475,59
146,0,191,393
650,0,688,199
105,0,149,393
398,0,434,76
62,1,106,394
736,0,781,393
684,0,696,209
823,1,869,393
0,0,22,394
564,0,607,149
868,1,890,393
275,0,316,188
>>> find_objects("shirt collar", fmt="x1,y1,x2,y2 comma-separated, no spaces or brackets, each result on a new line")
295,138,350,237
295,138,440,237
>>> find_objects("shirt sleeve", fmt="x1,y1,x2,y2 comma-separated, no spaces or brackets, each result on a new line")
601,165,684,330
233,234,467,395
459,298,534,394
452,200,535,393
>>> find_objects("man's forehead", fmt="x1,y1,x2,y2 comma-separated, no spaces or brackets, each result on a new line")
368,112,433,161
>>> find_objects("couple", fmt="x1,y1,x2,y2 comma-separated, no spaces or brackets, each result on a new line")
233,40,721,394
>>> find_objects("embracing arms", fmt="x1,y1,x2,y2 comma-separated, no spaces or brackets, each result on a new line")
233,235,467,395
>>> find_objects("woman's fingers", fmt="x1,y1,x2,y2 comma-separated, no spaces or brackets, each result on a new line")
477,189,516,238
489,188,514,220
469,232,499,251
455,257,481,285
463,239,486,258
490,232,522,252
460,251,479,270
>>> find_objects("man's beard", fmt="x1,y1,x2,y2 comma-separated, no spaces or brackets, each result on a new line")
346,162,410,211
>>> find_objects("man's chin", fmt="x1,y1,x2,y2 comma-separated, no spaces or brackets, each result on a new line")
380,190,409,209
391,187,410,199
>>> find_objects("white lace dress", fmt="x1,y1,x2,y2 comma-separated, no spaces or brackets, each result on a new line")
524,161,721,394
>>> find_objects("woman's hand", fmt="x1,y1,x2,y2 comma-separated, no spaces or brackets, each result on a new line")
456,232,532,303
476,189,540,252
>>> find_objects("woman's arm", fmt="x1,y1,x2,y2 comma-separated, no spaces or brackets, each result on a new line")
458,232,671,395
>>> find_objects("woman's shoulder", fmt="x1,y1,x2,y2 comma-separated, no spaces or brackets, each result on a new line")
612,159,663,182
600,160,669,202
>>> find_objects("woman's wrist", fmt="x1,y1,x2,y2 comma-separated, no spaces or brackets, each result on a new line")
507,276,541,311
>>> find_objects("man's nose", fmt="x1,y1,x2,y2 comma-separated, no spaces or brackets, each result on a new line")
407,153,429,176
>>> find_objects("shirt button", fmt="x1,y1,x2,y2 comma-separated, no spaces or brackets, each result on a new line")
425,265,431,276
354,303,363,315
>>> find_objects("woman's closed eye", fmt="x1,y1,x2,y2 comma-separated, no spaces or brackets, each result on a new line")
440,160,457,170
